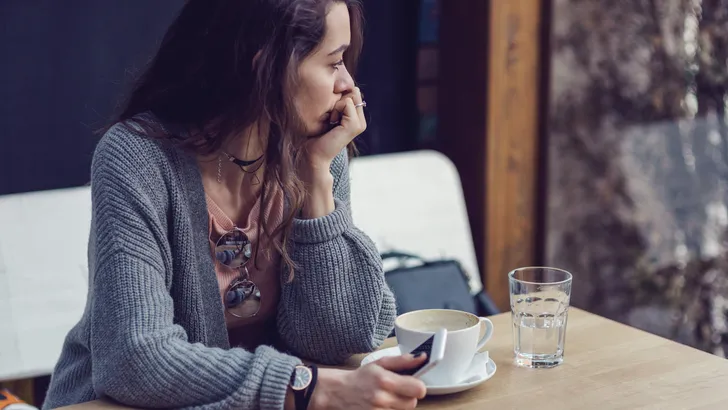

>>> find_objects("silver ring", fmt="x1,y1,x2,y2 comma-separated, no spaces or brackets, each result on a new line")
355,101,367,108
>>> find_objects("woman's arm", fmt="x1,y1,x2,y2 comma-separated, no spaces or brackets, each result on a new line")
277,149,397,365
87,132,299,409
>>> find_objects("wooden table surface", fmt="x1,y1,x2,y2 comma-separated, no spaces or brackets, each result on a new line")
61,308,728,409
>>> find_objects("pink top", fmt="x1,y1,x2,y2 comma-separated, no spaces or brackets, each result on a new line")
206,185,285,350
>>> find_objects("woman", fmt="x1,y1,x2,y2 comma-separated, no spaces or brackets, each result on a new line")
43,0,427,409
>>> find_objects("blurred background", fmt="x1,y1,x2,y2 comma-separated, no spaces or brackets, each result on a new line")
2,0,728,406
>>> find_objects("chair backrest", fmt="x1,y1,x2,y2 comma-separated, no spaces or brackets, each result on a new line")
0,186,91,381
348,150,483,294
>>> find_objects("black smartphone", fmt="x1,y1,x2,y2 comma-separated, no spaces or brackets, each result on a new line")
396,328,447,378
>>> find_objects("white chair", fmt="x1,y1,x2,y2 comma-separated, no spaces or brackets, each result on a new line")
0,186,91,381
348,150,483,294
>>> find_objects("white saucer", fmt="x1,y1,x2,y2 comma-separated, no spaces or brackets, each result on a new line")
360,346,497,395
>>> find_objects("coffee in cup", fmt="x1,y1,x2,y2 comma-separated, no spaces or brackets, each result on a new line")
395,309,494,386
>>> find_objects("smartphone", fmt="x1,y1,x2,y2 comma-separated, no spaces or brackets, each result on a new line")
397,327,447,379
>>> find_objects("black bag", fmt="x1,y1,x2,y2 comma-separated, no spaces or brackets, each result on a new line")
381,251,500,317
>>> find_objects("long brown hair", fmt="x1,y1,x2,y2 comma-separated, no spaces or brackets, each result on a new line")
114,0,363,276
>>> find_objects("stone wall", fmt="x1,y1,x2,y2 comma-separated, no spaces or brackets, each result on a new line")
547,0,728,356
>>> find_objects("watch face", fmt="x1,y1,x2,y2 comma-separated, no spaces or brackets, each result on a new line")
292,366,312,391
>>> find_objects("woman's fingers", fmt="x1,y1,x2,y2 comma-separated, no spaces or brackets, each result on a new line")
333,97,363,145
372,390,419,410
350,87,367,127
329,98,349,125
329,87,366,130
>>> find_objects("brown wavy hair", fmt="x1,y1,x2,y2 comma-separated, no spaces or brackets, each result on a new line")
114,0,363,276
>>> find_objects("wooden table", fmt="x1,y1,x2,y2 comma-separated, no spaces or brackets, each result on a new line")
61,308,728,409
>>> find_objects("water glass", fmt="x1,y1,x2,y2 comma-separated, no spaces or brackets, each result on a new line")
509,267,573,368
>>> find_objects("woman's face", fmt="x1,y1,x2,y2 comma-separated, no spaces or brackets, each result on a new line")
294,2,355,137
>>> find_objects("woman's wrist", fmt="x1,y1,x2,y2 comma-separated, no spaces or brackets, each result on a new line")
308,368,346,410
299,164,335,219
285,386,297,410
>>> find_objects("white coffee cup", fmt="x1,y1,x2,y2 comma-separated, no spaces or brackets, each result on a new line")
395,309,494,386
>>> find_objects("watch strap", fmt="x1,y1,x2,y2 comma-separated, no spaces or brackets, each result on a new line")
303,364,318,406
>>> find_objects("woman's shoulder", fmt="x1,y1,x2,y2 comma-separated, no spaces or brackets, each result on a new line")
93,113,191,183
90,114,192,206
95,114,176,168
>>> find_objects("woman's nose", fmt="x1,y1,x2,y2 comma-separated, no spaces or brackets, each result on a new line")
334,66,355,95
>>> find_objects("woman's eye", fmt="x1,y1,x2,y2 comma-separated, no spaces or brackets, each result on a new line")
332,59,344,70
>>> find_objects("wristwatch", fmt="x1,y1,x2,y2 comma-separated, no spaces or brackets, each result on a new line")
290,364,318,410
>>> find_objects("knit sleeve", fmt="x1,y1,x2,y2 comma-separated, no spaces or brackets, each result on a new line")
277,149,397,365
86,131,300,410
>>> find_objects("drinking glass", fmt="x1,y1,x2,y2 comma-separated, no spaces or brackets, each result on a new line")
509,267,572,368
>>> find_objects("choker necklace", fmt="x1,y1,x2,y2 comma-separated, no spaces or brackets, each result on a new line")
219,151,265,185
223,151,264,167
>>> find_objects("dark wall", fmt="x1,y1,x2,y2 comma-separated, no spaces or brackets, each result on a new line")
1,0,180,195
355,0,420,156
0,0,419,196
